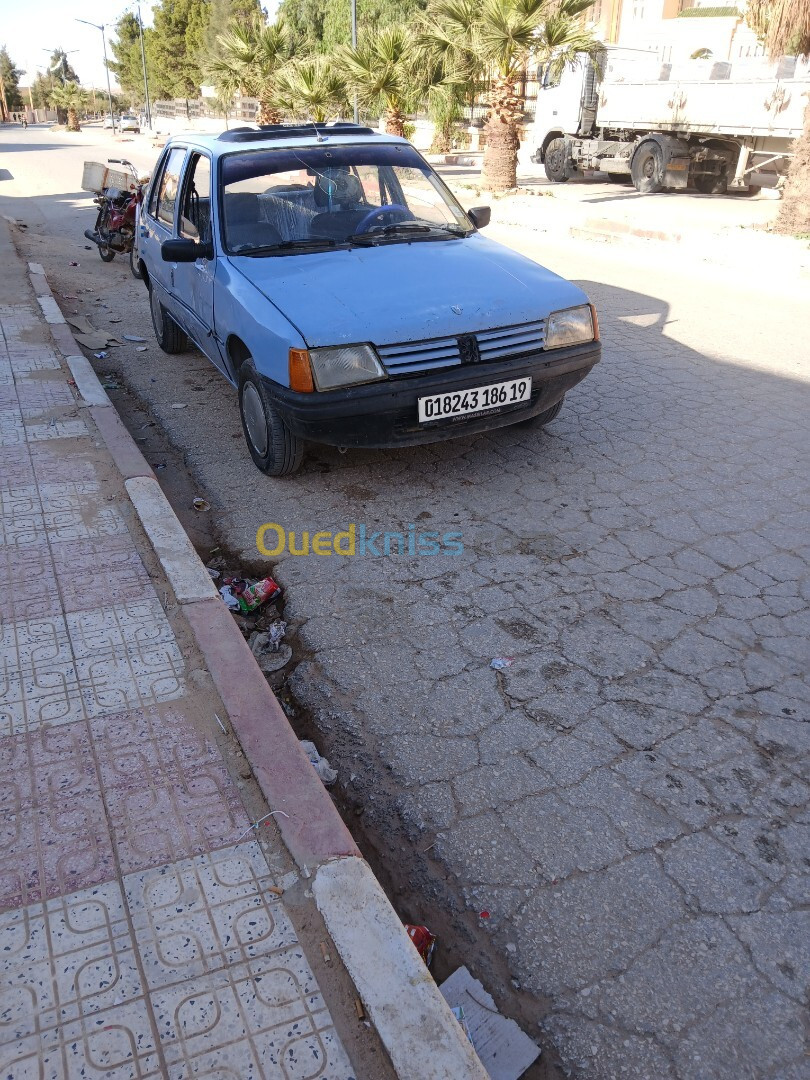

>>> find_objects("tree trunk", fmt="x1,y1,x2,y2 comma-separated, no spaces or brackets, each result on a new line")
66,108,81,132
777,100,810,236
481,76,522,193
258,101,281,125
385,107,406,138
430,118,454,154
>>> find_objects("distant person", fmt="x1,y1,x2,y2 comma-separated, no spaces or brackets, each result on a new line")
21,117,27,129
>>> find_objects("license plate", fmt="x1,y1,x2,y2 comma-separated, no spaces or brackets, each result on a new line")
418,377,532,424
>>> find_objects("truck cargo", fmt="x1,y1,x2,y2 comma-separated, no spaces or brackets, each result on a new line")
529,48,810,194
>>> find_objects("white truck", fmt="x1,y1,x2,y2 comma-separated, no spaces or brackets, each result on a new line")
529,49,810,194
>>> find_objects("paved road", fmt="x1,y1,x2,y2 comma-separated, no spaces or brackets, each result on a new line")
2,125,809,1080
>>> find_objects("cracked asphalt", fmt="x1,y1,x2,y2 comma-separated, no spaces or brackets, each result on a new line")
2,125,808,1080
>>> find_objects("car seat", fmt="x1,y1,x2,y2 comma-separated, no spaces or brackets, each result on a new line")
310,171,371,241
224,192,282,251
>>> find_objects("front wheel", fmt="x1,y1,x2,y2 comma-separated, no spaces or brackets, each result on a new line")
239,359,304,476
518,396,564,428
544,138,569,183
631,142,665,194
149,285,188,354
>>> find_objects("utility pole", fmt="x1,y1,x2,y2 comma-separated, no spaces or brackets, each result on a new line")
137,4,151,129
74,22,115,130
351,0,358,124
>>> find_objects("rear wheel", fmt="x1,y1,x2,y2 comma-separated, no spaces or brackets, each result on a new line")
238,359,304,476
149,285,188,354
98,244,115,262
544,138,569,183
631,142,665,194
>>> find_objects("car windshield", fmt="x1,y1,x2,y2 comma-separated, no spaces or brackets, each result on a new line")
220,142,473,255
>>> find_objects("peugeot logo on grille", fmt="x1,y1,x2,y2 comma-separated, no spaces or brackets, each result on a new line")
458,334,480,364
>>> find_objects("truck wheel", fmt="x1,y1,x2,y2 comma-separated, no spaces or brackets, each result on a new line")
544,139,569,183
149,285,188,354
694,173,728,195
239,359,304,476
631,142,665,194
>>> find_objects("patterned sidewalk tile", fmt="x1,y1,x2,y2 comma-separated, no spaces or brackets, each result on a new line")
30,442,100,486
0,602,185,736
39,481,128,543
53,536,154,615
0,541,58,621
0,882,162,1079
125,844,297,984
24,418,90,442
0,784,116,909
0,408,25,448
90,708,250,874
152,957,354,1080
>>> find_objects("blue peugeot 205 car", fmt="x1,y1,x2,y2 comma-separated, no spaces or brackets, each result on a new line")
136,123,600,475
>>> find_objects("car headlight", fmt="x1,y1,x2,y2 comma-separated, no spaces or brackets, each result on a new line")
308,344,385,390
546,305,595,350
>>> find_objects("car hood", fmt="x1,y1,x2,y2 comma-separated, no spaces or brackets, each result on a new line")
229,233,589,348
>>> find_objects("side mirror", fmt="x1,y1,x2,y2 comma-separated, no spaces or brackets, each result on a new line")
468,205,491,230
161,238,212,262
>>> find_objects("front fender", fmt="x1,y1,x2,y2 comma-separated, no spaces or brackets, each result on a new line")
214,258,306,385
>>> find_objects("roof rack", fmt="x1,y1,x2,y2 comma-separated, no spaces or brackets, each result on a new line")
217,122,378,143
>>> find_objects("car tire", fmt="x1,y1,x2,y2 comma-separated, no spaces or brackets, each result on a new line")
149,284,188,354
520,396,564,427
238,359,304,476
544,138,569,183
631,141,665,194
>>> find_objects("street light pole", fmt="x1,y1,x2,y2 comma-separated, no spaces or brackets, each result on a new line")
136,5,151,129
75,20,115,130
351,0,358,124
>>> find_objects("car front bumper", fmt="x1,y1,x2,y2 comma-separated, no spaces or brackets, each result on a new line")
264,340,601,449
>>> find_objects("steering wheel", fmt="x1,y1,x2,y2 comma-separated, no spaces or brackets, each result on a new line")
353,204,412,234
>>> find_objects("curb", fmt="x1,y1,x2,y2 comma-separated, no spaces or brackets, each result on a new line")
27,260,489,1080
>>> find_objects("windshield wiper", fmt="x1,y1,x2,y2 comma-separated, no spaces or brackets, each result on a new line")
348,223,464,246
237,238,337,256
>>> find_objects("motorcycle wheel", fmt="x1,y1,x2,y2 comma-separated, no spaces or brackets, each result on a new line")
129,245,142,279
98,244,115,263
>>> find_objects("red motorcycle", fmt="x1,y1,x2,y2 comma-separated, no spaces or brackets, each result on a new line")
84,158,149,279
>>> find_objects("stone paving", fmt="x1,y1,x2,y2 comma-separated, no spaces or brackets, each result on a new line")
0,282,356,1077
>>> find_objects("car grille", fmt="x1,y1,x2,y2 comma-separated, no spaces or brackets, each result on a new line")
377,319,546,376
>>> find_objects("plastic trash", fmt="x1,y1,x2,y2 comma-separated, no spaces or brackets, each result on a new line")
207,567,221,580
219,585,241,611
300,740,337,785
135,346,147,352
170,403,188,409
249,626,292,673
237,576,281,614
405,924,436,967
490,657,514,670
94,351,108,359
192,497,210,511
123,334,147,342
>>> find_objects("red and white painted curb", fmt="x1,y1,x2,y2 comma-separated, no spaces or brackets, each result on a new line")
28,261,488,1080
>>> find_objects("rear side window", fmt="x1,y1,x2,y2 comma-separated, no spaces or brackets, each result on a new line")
154,147,186,230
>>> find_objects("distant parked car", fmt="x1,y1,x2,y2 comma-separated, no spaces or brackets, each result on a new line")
120,115,140,134
103,115,117,130
137,124,601,475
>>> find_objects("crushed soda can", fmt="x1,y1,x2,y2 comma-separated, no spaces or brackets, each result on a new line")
405,924,436,967
237,576,281,614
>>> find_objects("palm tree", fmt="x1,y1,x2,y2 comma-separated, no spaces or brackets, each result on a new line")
49,83,87,132
207,15,297,125
273,57,348,123
340,25,421,137
746,0,810,234
417,2,481,152
424,0,600,191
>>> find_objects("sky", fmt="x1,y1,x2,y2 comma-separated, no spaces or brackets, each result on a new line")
0,0,282,93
